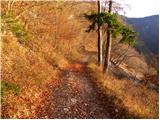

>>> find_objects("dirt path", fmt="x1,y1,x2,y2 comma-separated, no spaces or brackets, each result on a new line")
46,61,137,119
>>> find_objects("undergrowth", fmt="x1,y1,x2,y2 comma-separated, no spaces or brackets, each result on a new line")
1,81,20,97
87,61,158,119
2,12,30,43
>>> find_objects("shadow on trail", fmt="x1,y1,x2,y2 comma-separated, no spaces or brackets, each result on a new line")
47,61,140,119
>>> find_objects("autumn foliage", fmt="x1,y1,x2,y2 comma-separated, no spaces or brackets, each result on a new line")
1,1,158,119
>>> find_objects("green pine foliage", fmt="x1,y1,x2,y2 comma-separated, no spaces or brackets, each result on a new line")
84,11,98,32
85,11,138,47
120,26,138,47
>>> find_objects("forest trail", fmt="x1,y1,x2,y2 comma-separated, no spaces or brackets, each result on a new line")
47,60,136,118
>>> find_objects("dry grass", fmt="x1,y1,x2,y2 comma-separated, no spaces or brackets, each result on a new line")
1,30,61,118
87,62,159,118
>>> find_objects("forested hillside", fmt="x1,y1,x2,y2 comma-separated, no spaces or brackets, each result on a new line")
126,15,159,55
1,1,159,119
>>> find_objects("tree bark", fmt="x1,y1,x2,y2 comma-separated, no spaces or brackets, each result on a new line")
103,0,113,73
98,0,103,66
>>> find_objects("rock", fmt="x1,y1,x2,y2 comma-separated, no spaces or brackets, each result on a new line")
64,108,69,112
71,98,77,104
115,108,118,113
84,103,88,106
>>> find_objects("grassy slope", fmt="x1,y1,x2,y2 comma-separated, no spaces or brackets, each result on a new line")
2,30,62,118
87,62,158,118
1,1,96,118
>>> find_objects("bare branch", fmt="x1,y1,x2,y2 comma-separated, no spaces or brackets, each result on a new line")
15,2,49,20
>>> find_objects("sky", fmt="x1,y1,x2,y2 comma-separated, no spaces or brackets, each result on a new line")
114,0,160,18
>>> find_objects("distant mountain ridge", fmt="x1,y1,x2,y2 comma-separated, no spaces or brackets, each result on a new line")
125,15,159,55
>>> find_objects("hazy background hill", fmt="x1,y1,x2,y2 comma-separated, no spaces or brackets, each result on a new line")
125,15,159,55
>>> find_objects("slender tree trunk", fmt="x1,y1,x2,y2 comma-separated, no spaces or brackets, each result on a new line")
103,0,112,73
98,0,103,66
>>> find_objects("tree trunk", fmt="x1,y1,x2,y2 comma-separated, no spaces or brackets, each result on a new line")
103,0,112,73
97,0,103,66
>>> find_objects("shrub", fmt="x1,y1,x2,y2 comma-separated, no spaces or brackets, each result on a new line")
2,12,30,43
1,81,20,97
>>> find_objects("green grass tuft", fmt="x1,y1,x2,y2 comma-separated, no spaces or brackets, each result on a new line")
1,81,21,97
